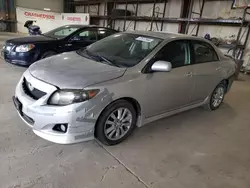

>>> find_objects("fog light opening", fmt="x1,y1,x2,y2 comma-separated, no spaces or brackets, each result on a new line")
53,124,68,133
60,124,66,132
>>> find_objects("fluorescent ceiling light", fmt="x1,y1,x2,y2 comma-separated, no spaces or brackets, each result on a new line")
44,8,51,11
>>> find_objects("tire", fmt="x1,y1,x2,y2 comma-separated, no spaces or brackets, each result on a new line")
96,100,137,145
206,83,226,111
41,51,56,59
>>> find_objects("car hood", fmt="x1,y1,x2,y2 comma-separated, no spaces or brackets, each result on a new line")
29,52,126,89
6,35,56,45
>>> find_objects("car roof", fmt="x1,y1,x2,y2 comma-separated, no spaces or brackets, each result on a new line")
63,24,116,30
125,30,225,60
124,30,202,40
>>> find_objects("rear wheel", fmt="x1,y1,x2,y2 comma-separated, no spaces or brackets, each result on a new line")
96,100,137,145
41,51,56,59
206,83,226,111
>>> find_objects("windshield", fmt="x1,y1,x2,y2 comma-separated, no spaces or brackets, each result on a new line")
43,25,79,39
78,33,162,67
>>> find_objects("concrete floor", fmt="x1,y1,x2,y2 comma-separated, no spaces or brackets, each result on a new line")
1,34,250,188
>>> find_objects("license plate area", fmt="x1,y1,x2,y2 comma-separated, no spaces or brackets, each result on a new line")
13,96,23,116
12,96,35,125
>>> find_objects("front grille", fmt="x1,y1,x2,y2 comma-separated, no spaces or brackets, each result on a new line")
22,78,46,100
3,51,10,61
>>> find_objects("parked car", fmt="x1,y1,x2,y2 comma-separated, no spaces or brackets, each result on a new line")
2,25,118,66
13,31,235,145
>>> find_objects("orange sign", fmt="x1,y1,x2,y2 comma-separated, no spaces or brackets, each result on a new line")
67,16,82,22
24,11,55,20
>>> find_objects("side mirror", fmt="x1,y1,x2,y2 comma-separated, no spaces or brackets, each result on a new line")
151,60,172,72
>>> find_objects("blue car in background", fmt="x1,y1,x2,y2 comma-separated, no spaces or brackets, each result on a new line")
2,25,118,66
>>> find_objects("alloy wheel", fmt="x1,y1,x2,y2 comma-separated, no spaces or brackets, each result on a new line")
211,86,225,108
104,108,132,141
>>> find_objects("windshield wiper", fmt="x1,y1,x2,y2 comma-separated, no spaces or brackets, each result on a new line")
97,55,113,65
79,49,122,67
78,49,102,62
94,53,122,67
85,49,102,62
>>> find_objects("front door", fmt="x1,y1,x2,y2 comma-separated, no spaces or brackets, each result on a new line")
190,40,223,103
144,40,195,118
65,29,98,51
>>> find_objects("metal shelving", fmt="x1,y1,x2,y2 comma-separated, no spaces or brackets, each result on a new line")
91,15,249,26
73,0,166,5
0,0,16,32
186,0,250,61
67,0,250,61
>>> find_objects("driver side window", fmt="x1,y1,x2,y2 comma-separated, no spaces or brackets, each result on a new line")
154,40,190,68
54,28,78,36
72,30,97,41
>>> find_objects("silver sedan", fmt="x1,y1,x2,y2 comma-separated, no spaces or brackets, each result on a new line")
13,31,236,145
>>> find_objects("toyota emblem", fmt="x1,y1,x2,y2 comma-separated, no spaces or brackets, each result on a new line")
27,82,34,91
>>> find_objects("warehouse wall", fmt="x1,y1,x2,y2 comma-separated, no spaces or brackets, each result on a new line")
0,0,16,32
0,0,15,19
75,0,181,33
16,0,64,12
111,0,181,32
190,0,250,65
190,0,249,39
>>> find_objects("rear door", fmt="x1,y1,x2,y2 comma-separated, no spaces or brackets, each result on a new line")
190,40,222,103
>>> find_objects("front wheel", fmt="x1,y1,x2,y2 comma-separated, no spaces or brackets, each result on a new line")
41,51,56,59
206,83,226,111
96,100,137,145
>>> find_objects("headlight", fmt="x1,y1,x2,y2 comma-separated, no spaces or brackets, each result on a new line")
15,44,35,52
48,89,100,105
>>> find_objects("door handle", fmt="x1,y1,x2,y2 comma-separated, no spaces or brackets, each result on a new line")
216,67,222,71
185,72,193,77
65,44,73,46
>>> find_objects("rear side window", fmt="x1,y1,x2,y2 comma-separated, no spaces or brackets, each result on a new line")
192,41,219,63
73,30,97,41
154,40,190,68
97,29,117,40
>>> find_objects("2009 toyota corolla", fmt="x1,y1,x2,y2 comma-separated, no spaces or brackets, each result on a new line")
13,31,235,145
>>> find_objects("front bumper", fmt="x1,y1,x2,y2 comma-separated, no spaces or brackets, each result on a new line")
14,71,97,144
226,74,235,93
2,48,38,66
